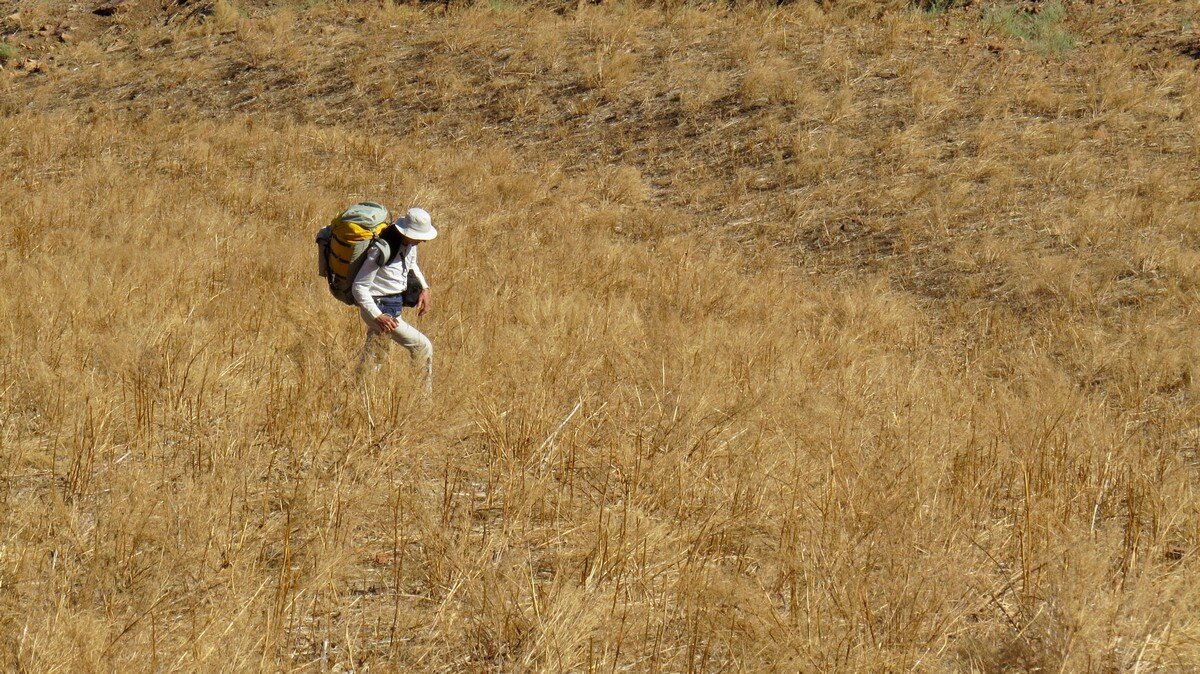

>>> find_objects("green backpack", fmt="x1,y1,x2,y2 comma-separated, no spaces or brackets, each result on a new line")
316,202,390,305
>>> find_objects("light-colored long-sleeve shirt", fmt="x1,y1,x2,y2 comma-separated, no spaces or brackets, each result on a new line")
351,244,429,319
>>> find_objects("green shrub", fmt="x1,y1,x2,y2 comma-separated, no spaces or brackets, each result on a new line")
986,0,1075,57
0,42,16,64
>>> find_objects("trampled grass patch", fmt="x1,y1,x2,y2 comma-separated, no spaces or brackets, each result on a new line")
914,0,970,16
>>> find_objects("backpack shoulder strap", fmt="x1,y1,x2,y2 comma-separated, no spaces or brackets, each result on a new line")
372,238,394,267
376,225,410,266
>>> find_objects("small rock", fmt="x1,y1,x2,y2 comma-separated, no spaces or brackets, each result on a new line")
38,23,54,34
20,58,42,72
59,32,73,43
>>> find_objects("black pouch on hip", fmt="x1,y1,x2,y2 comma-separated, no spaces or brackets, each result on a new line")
401,270,424,307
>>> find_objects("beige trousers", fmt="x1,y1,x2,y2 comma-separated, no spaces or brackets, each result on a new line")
358,305,433,394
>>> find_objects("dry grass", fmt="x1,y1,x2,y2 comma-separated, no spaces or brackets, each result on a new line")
3,0,1200,671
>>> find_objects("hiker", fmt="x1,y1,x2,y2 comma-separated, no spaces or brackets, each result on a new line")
316,203,437,394
353,208,437,392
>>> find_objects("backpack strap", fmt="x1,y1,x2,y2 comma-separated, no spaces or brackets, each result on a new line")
372,238,394,267
377,224,408,265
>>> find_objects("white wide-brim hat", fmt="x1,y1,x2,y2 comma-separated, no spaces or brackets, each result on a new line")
395,207,438,241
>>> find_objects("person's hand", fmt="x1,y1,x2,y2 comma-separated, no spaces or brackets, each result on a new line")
375,314,399,332
417,288,431,317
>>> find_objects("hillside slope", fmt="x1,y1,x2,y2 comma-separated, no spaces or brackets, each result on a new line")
3,0,1200,670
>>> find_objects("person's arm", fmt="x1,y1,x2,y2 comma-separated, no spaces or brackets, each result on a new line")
352,248,384,319
410,250,431,316
410,249,429,289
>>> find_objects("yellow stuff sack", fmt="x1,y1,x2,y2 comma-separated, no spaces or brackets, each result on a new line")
316,202,390,305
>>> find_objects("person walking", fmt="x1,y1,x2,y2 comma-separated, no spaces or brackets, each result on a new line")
351,207,437,394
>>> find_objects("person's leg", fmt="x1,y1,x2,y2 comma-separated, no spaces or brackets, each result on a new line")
359,298,433,393
383,315,434,395
356,305,387,374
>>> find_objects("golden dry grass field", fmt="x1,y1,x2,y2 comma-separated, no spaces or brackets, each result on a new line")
3,0,1200,670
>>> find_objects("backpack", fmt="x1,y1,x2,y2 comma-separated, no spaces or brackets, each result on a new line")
316,202,391,305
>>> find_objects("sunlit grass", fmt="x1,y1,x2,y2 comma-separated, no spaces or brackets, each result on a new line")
1,0,1199,670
